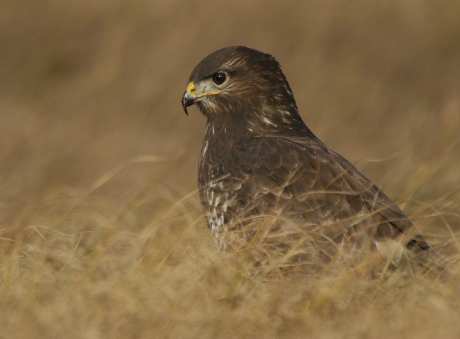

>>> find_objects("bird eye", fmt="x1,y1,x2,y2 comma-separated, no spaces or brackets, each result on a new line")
212,71,227,85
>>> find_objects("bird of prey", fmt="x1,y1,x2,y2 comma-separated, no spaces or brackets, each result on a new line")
181,46,427,261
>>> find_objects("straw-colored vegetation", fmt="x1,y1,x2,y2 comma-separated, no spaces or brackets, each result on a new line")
1,1,460,338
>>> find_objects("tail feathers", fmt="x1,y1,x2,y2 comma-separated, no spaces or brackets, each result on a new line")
406,234,430,252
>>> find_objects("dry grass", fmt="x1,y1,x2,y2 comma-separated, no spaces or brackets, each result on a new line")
1,1,460,338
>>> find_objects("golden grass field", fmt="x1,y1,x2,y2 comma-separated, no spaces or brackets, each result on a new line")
1,1,460,338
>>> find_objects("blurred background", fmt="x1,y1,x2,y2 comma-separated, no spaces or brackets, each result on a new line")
1,0,460,225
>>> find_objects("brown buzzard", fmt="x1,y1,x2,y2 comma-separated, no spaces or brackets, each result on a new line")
181,46,427,256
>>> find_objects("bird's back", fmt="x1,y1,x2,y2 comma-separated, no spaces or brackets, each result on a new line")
199,131,414,250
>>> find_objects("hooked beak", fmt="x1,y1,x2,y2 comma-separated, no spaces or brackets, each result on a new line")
181,82,197,115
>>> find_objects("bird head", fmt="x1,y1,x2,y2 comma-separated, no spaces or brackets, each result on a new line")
181,46,303,129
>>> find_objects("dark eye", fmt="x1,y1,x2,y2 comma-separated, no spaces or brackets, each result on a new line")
212,71,227,85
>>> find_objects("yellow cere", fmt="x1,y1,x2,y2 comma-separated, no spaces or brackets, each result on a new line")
186,82,196,94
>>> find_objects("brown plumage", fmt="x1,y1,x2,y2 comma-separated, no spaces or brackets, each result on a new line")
182,46,427,256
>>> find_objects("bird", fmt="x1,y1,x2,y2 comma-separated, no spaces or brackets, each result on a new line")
181,46,428,264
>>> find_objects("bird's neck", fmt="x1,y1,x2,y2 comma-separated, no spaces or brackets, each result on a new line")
205,101,315,140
